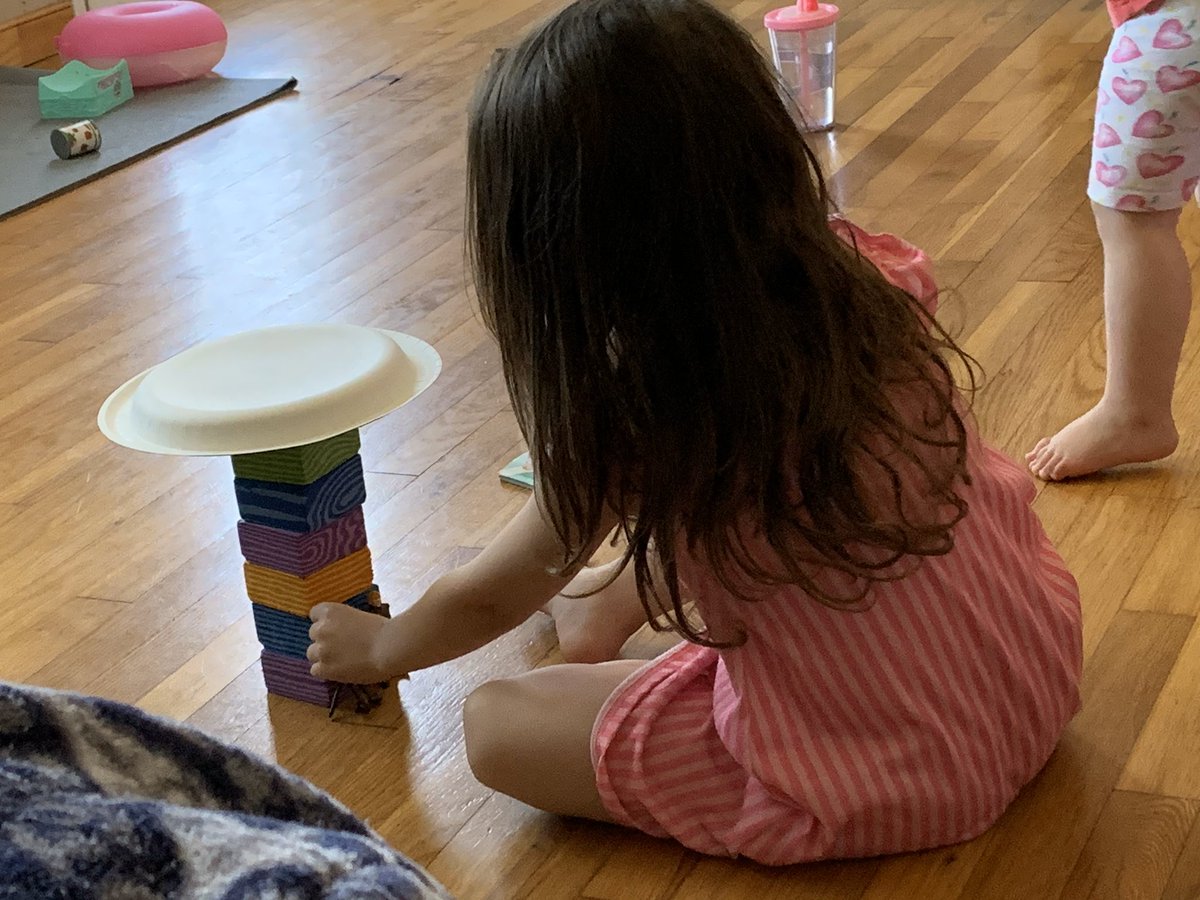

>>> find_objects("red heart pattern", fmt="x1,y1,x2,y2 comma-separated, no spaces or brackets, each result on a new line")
1095,161,1127,187
1153,19,1193,51
1112,76,1149,105
1182,176,1200,201
1132,109,1175,138
1112,35,1142,62
1137,151,1185,178
1115,195,1148,211
1095,124,1123,148
1156,65,1200,93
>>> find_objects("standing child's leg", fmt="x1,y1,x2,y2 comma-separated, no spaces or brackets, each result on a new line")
1028,205,1187,480
1027,1,1200,480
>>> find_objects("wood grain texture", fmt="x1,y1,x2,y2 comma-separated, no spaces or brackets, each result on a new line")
1163,813,1200,900
1119,619,1200,802
0,1,68,67
3,0,1200,897
1059,792,1198,900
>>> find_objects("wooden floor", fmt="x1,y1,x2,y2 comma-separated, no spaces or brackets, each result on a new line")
2,0,1200,896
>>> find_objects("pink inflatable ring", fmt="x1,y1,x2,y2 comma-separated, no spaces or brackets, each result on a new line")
57,1,227,88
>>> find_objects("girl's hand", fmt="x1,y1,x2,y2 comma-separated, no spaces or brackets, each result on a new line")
307,603,400,684
305,494,618,680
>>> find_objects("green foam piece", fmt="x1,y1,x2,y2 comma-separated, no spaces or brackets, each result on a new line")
39,60,133,120
232,430,362,485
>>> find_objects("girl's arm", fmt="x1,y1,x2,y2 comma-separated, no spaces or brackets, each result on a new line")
308,492,618,684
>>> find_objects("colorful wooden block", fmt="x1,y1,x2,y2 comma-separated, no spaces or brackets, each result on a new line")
234,454,366,533
255,619,311,660
244,547,375,617
237,506,368,577
251,587,380,659
261,650,336,706
232,430,361,485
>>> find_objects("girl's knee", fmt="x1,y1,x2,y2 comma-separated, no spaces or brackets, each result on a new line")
463,678,520,788
1092,200,1182,239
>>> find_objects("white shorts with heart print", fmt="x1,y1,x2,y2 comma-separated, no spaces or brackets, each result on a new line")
1090,0,1200,211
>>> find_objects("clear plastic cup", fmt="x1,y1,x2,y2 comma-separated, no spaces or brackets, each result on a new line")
764,2,839,132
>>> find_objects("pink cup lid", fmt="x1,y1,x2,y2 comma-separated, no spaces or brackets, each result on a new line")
764,0,839,31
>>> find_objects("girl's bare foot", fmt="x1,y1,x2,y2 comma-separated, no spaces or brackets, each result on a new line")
543,591,636,663
542,560,648,663
1038,205,1191,483
1027,402,1178,481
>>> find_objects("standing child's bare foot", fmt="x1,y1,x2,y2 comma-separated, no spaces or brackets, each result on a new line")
1027,402,1178,481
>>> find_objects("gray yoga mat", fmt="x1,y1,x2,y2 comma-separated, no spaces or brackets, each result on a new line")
0,66,296,222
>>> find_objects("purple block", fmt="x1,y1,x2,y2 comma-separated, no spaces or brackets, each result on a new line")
237,507,368,577
261,650,333,707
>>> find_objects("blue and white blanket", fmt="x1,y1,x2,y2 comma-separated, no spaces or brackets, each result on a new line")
0,682,451,899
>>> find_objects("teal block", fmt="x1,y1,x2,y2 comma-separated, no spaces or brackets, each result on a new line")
39,60,133,120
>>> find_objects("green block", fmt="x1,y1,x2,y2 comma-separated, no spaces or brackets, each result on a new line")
39,60,133,120
232,430,362,485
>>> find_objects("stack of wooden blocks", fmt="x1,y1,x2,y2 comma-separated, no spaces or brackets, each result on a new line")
232,429,388,710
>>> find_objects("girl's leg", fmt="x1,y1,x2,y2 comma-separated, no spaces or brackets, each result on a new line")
1028,3,1200,481
463,660,644,820
544,557,653,663
1028,205,1186,480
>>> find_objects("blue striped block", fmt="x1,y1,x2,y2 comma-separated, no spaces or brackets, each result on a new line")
251,586,379,659
234,454,367,534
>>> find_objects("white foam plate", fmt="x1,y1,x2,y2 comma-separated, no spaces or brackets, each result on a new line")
98,324,442,456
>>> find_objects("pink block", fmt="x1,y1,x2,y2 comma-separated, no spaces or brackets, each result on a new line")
261,650,333,707
237,507,367,577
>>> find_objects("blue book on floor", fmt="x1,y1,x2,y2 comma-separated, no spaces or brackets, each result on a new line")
499,452,533,489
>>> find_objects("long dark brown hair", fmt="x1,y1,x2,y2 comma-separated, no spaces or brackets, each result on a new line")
467,0,976,644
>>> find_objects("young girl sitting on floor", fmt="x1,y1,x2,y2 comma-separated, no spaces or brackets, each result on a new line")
308,0,1083,864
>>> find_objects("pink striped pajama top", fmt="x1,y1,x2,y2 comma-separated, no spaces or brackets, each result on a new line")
590,221,1084,865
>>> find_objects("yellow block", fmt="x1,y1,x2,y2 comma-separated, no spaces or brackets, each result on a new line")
243,547,375,617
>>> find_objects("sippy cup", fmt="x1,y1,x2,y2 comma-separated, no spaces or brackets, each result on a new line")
764,0,840,131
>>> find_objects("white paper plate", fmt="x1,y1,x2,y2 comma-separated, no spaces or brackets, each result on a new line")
98,324,442,456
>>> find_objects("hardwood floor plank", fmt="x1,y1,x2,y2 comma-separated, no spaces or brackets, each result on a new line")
1034,491,1172,661
834,45,1011,197
837,38,951,125
1058,792,1198,900
963,270,1104,459
1119,619,1200,801
3,0,1198,896
29,529,245,691
136,613,261,720
426,793,580,899
186,660,277,749
674,857,879,900
859,843,988,900
1021,200,1097,283
512,827,617,900
1162,813,1200,900
583,841,694,900
1123,504,1200,616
